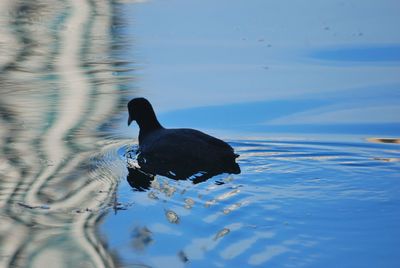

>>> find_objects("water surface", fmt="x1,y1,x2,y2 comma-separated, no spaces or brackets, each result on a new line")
102,137,400,267
0,0,400,267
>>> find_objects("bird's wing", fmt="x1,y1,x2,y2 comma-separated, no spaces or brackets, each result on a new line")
185,129,235,153
137,129,239,178
140,129,233,162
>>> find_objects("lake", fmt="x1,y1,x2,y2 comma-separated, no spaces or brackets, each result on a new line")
0,0,399,267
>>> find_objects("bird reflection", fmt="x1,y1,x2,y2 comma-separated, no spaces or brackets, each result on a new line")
126,166,154,191
126,159,229,191
126,98,241,191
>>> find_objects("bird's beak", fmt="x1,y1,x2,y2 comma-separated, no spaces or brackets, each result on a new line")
128,116,133,126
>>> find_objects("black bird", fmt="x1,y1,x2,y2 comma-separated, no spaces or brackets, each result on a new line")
127,98,240,185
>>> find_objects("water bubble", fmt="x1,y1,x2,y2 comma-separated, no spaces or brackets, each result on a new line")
205,199,216,208
223,203,242,215
165,210,179,224
184,198,194,209
214,228,230,240
162,183,176,197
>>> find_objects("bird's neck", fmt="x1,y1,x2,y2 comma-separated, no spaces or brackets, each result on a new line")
136,112,163,135
138,121,163,145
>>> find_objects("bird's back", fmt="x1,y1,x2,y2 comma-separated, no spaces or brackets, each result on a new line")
138,128,240,177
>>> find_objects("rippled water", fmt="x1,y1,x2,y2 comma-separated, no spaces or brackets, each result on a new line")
99,137,400,267
1,0,400,267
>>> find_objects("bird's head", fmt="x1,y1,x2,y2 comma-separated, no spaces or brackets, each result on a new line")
127,97,161,129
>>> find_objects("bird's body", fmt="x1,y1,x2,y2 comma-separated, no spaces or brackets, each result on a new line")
138,128,240,178
127,98,240,182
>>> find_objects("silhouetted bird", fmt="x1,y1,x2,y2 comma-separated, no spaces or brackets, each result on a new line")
127,97,240,187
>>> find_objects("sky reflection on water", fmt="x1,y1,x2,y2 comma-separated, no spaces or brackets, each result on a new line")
130,0,400,116
122,0,400,141
311,45,400,63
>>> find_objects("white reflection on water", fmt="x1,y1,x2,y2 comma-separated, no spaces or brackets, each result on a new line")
248,245,289,266
0,0,133,267
220,231,275,260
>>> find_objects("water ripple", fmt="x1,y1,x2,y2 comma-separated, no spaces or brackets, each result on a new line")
102,137,400,267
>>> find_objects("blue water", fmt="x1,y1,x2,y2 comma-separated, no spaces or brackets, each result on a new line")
99,137,400,267
0,0,399,267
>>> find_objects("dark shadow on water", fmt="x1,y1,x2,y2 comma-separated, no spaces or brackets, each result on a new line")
126,167,154,191
126,162,234,192
123,140,241,192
